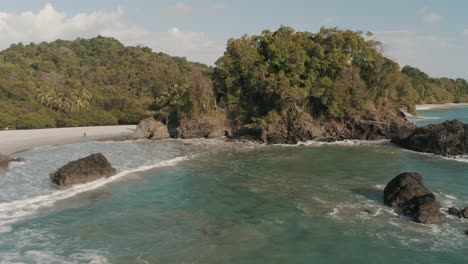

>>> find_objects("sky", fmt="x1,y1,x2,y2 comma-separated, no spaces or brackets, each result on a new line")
0,0,467,78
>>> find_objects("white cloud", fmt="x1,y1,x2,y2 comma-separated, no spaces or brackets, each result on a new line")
463,29,468,36
0,3,223,65
374,30,467,78
418,7,442,25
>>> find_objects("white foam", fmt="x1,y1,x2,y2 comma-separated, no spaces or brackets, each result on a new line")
374,184,385,190
0,156,190,227
277,139,390,147
399,148,468,164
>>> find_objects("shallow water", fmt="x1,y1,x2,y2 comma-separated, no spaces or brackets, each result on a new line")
411,106,468,126
0,108,468,263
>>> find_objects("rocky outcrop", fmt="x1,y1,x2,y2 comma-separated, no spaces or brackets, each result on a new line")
391,120,468,156
232,104,415,144
254,113,323,144
0,153,25,171
50,153,117,186
383,172,446,224
322,105,415,141
132,118,170,140
177,113,230,139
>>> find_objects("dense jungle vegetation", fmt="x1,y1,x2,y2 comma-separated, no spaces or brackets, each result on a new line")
0,27,467,129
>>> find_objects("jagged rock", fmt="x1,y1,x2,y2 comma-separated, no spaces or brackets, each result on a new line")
239,113,323,144
383,172,433,208
50,153,117,186
391,120,468,156
401,194,446,224
383,172,446,224
462,207,468,218
447,207,462,218
132,118,170,140
322,106,415,141
0,153,25,171
177,114,230,139
233,104,414,144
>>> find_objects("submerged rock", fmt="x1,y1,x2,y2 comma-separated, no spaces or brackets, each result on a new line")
383,172,446,224
391,120,468,156
50,153,117,186
0,153,25,171
132,118,170,140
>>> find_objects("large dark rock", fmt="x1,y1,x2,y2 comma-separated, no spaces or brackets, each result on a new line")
177,114,230,139
402,194,446,224
50,153,117,186
383,172,446,224
462,207,468,218
447,207,462,218
132,118,170,140
0,153,25,171
391,120,468,156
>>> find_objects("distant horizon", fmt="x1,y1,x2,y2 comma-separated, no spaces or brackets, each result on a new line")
1,1,467,78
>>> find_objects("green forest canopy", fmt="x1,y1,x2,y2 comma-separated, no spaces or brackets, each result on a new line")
0,27,467,129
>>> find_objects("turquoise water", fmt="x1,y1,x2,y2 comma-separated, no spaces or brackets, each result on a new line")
0,108,468,263
411,106,468,126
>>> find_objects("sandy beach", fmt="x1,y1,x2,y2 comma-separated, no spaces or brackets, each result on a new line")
0,125,136,156
416,103,468,110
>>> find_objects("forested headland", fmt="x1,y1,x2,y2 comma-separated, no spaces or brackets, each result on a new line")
0,27,467,130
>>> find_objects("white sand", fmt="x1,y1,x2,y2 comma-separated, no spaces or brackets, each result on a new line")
0,125,136,155
416,103,468,110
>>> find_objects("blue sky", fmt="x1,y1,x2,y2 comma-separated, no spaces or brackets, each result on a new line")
0,0,467,78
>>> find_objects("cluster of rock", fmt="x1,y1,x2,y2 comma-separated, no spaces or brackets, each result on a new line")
392,120,468,156
447,207,468,219
0,153,25,171
233,105,415,144
383,172,446,224
50,153,117,186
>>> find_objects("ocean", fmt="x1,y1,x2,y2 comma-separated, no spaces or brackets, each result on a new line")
0,107,467,263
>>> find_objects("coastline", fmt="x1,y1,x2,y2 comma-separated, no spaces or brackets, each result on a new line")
416,103,468,110
0,125,136,156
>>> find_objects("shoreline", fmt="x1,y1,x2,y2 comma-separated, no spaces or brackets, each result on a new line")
0,125,136,156
416,103,468,111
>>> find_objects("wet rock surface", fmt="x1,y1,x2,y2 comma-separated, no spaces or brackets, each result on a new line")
391,120,468,156
383,172,446,224
50,153,117,186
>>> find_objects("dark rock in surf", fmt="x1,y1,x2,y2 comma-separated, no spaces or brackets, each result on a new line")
383,172,446,224
0,153,25,171
461,207,468,218
132,118,170,140
391,120,468,156
383,172,433,208
50,153,117,186
447,207,462,218
401,194,446,224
